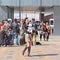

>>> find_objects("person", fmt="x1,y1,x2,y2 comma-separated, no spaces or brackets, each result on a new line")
1,26,9,47
45,22,50,41
1,19,9,31
1,19,10,46
40,21,46,41
0,30,3,47
0,22,2,30
22,18,32,56
12,19,19,45
20,19,25,45
0,22,3,46
31,18,38,45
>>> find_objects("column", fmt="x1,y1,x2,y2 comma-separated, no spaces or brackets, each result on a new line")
39,7,44,22
53,7,60,35
7,6,14,19
0,6,7,21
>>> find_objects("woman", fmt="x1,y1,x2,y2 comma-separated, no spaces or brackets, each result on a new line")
22,18,32,56
40,21,46,41
45,22,50,41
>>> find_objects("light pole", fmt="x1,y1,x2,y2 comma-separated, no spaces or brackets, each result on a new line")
40,0,44,22
19,0,21,20
40,0,42,22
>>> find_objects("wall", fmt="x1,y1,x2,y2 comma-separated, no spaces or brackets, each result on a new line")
0,0,40,6
1,0,60,7
0,6,7,21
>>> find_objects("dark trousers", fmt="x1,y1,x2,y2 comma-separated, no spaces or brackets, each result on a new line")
9,35,13,45
23,46,31,56
40,33,45,41
4,38,10,46
4,39,8,46
46,33,49,41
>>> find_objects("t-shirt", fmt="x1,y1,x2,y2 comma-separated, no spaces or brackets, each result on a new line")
0,23,2,30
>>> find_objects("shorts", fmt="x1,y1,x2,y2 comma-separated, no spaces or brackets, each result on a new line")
25,34,31,42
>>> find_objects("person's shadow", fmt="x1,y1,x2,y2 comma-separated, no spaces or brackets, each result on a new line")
31,54,58,57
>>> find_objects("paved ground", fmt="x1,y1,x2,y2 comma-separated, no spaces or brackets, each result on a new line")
0,36,60,60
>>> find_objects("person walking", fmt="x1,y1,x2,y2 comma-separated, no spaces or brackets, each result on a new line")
22,18,32,56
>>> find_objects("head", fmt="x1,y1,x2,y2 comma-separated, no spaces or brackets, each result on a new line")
46,22,49,25
12,18,17,23
4,19,8,24
32,18,35,22
24,17,29,24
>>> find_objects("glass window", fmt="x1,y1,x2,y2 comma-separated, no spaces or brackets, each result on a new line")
51,20,53,25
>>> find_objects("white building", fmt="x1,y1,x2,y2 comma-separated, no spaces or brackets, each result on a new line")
0,0,60,35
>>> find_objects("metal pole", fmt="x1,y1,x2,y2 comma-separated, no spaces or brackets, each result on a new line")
26,11,27,18
40,0,42,8
40,0,42,22
32,0,34,18
0,0,1,5
19,0,21,20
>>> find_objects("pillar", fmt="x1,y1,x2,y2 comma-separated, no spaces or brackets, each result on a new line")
53,7,60,35
39,7,44,22
7,6,14,19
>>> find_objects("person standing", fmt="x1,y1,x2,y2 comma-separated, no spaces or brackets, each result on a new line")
0,22,3,46
40,21,46,41
1,19,10,46
20,19,25,45
45,22,50,41
12,19,19,45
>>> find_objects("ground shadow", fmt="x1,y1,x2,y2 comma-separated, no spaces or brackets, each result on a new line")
41,44,56,46
32,54,58,57
41,44,50,46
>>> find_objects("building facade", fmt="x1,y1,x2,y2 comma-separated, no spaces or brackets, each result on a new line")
0,0,60,35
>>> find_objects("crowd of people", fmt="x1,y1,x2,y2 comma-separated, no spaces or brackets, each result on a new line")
0,19,20,47
0,18,50,46
39,21,50,41
0,18,51,56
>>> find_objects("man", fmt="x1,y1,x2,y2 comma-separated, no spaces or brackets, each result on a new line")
12,19,19,45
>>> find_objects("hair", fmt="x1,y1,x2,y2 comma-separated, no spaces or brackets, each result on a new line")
32,18,35,21
14,18,17,21
4,19,9,23
5,19,8,21
8,26,12,29
25,17,28,21
23,17,28,24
